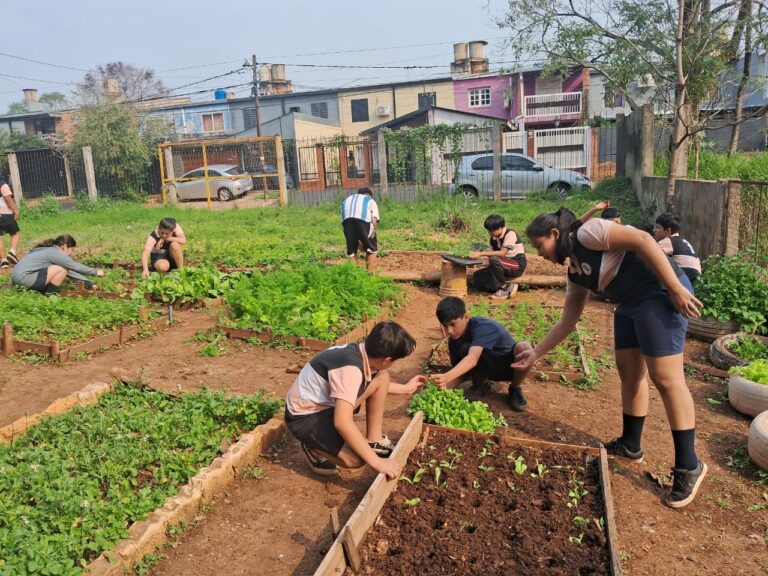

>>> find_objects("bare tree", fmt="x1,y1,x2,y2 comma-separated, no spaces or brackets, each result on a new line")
75,62,167,104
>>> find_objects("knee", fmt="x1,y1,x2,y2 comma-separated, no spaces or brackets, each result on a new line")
154,260,170,272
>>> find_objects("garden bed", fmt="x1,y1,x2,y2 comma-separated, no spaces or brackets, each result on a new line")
316,413,620,575
427,303,594,387
0,376,284,576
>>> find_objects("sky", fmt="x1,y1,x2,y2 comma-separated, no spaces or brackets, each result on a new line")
0,0,516,112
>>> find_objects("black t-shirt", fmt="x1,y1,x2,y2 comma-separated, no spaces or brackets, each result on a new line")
448,317,517,365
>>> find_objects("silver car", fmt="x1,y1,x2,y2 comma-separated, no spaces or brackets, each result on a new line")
173,164,253,202
449,153,591,199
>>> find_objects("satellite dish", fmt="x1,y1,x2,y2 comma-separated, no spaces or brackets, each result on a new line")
628,74,657,107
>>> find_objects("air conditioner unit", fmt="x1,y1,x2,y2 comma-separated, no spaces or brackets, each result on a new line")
376,105,391,117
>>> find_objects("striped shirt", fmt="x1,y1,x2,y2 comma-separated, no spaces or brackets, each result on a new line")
285,343,373,415
341,193,379,223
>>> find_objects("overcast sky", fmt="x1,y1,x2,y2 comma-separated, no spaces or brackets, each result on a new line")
0,0,515,112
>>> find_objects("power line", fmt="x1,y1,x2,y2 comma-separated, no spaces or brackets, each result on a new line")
0,72,75,86
126,67,247,103
0,50,88,72
157,60,241,73
267,62,445,70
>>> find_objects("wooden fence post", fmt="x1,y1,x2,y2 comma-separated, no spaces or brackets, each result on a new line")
63,154,74,197
82,146,98,201
163,147,177,204
377,129,388,198
3,323,15,356
492,124,503,202
275,135,288,207
7,153,23,201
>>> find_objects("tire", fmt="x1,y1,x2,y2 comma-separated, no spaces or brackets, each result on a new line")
748,410,768,472
728,374,768,417
217,187,234,202
687,316,741,342
458,185,478,199
548,182,571,198
709,333,768,370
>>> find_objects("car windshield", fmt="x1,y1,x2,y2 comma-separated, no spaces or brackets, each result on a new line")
225,167,244,176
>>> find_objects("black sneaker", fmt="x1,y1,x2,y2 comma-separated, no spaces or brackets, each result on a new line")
368,434,394,457
465,381,492,401
507,386,528,412
604,438,644,463
299,442,338,477
665,460,708,509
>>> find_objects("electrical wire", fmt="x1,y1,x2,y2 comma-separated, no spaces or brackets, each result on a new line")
0,50,89,72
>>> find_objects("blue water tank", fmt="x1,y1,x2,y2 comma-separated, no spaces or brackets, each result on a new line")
214,89,227,101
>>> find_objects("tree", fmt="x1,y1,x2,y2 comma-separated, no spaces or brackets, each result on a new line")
5,91,70,115
69,103,167,195
76,62,167,104
497,0,767,206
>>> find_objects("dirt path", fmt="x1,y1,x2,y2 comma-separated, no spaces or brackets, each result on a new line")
3,285,767,575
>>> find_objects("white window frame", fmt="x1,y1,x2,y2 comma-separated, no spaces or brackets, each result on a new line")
469,87,491,108
201,112,225,132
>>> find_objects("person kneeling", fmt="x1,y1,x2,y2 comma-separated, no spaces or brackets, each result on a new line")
284,321,424,478
432,296,533,411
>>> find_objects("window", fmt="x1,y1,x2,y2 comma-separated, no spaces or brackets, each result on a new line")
502,155,535,171
185,170,205,179
418,92,437,110
351,98,369,122
201,112,224,132
289,106,301,113
243,109,256,130
469,87,491,108
311,102,329,119
470,156,494,171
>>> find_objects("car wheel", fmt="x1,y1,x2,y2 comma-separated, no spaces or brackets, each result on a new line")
548,182,571,198
458,185,478,200
217,187,234,202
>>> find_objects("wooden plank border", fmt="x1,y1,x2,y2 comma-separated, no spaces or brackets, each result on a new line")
314,414,621,576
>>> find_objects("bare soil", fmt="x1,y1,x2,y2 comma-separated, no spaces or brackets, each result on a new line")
1,283,767,575
374,251,566,278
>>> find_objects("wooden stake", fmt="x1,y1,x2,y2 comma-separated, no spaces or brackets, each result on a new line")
340,526,361,571
330,507,340,539
50,340,60,362
2,323,14,356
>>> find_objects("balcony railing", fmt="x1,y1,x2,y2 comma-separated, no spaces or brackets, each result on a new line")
524,91,582,118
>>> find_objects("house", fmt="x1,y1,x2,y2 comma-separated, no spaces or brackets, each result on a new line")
0,89,73,146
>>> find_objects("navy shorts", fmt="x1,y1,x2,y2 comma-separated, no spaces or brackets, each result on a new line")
150,251,177,270
285,407,345,456
614,275,693,357
0,213,19,236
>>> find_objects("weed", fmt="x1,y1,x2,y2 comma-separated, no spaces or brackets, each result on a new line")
242,466,264,479
135,553,165,575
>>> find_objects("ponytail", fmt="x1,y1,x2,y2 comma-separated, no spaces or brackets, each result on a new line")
35,234,77,249
525,207,580,265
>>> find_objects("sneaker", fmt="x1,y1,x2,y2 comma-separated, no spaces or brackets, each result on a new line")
299,442,338,477
0,259,8,269
665,460,708,509
491,288,511,300
507,386,528,412
465,380,492,401
5,251,17,265
603,438,644,463
368,434,394,458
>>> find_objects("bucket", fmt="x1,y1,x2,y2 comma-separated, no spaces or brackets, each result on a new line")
439,259,467,297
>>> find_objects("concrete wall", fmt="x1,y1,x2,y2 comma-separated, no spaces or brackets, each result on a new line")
452,75,513,120
618,105,654,194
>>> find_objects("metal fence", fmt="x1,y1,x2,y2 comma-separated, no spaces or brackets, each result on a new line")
158,135,287,206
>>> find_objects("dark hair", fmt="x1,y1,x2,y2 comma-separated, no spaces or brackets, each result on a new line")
483,214,505,232
655,212,680,233
357,187,373,197
436,297,467,325
364,321,416,360
601,207,621,220
36,234,76,249
158,217,177,231
525,207,580,265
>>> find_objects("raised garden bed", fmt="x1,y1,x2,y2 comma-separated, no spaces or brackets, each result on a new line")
427,303,594,388
709,333,768,370
315,413,620,575
221,262,405,348
0,376,284,576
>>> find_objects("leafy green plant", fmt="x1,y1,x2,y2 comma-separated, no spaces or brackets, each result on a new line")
138,266,242,304
399,468,426,485
696,254,768,332
478,463,495,473
224,262,405,341
0,384,281,575
408,382,507,434
531,460,550,479
727,335,768,362
568,474,588,508
404,497,421,507
730,359,768,385
508,454,528,476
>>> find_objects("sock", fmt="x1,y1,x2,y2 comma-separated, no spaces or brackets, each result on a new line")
671,429,698,470
43,284,60,295
620,413,646,452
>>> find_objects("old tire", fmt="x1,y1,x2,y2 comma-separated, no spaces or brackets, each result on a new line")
748,410,768,472
709,333,768,370
687,316,741,342
729,374,768,417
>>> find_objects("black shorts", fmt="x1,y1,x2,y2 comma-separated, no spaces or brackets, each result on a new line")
30,270,49,293
150,251,177,271
342,218,378,256
0,214,19,236
285,407,345,456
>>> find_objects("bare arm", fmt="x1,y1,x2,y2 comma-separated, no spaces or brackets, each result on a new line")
334,401,401,478
167,228,187,245
1,185,18,218
470,246,510,259
579,200,610,223
431,346,483,389
388,374,426,395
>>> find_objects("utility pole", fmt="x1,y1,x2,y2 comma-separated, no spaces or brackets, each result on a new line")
251,54,262,137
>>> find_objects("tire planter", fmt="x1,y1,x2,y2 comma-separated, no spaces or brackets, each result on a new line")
748,410,768,472
687,316,741,342
729,374,768,417
709,333,768,370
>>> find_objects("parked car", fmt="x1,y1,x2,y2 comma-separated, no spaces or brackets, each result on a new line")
244,163,295,190
173,165,253,202
448,153,591,199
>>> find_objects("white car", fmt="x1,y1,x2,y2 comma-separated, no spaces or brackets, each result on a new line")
173,164,253,202
449,153,591,199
